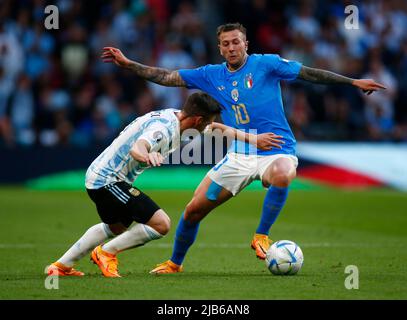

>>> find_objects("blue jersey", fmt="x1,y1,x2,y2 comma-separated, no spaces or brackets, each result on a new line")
179,54,302,156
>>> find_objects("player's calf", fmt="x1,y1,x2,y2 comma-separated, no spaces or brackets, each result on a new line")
184,203,208,224
183,193,219,223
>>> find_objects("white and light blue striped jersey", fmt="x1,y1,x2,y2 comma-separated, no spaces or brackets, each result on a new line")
85,109,180,189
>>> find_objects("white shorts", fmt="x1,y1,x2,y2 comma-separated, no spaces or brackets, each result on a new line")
207,153,298,196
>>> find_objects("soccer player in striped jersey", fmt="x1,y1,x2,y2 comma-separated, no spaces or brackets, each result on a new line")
101,22,386,274
46,92,282,277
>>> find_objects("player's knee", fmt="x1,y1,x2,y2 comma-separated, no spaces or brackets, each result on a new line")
156,215,171,235
264,158,296,188
271,171,295,188
146,209,171,235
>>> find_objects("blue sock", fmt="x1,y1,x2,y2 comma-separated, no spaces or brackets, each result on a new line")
256,186,289,235
170,212,200,265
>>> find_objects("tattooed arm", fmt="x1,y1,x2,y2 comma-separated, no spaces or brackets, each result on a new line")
298,65,386,95
101,47,186,87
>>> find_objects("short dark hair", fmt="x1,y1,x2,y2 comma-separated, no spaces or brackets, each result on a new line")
216,23,247,42
182,92,221,119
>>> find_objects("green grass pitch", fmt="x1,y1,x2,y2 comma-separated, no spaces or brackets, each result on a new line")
1,187,406,299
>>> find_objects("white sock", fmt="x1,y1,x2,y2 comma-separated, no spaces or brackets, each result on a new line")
102,224,163,255
58,223,114,267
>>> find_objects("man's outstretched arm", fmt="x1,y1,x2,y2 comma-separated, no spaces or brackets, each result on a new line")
298,65,387,95
208,122,284,151
101,47,186,87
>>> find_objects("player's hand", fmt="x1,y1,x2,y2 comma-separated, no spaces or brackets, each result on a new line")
352,79,387,95
253,133,285,150
146,152,164,167
101,47,131,68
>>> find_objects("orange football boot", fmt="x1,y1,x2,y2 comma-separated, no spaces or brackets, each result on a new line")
46,261,84,276
251,233,273,260
149,260,183,274
91,245,121,278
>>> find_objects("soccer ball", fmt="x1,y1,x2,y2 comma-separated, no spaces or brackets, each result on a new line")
265,240,304,275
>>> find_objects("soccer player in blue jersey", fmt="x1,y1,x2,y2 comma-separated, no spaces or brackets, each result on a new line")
102,23,386,273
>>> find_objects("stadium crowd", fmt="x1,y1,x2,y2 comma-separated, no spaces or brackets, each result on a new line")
0,0,406,148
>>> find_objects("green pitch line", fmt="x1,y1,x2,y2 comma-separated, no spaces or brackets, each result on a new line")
24,167,327,191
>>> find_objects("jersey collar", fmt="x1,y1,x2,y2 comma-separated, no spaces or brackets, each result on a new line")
224,54,250,74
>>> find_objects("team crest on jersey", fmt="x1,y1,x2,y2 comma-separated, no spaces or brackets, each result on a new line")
129,188,140,197
231,89,239,102
244,73,253,89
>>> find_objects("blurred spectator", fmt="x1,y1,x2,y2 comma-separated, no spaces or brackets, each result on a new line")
94,78,123,142
290,2,320,41
0,0,406,148
8,74,35,146
287,89,313,140
135,87,156,115
148,34,194,109
90,18,119,55
0,65,14,119
61,23,88,81
363,58,397,140
143,0,169,24
111,0,138,47
171,1,209,63
256,12,289,54
70,82,96,146
22,23,54,80
33,80,71,147
0,22,24,79
171,1,201,34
